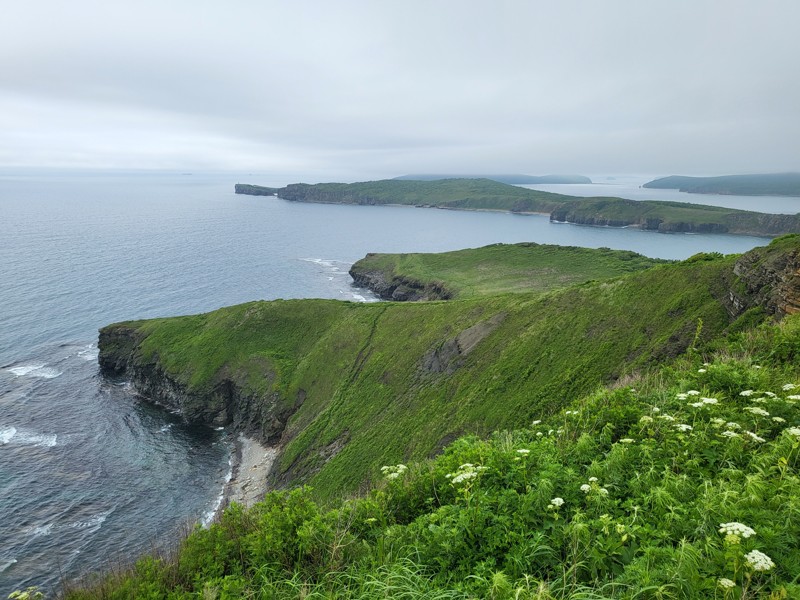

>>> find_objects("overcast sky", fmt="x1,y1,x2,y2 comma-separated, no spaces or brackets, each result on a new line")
1,1,798,181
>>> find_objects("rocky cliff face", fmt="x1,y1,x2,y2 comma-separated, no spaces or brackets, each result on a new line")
349,261,453,301
727,237,800,317
98,327,293,445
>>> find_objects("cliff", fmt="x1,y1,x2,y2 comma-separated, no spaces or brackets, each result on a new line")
234,184,280,196
97,238,800,501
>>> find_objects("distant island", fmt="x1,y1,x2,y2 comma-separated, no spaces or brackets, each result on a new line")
643,173,800,197
394,173,592,184
235,178,800,237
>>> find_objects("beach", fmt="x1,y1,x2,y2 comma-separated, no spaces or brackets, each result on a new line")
223,434,277,510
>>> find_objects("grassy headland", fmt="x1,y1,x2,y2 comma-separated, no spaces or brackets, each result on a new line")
236,179,800,236
349,243,669,300
644,173,800,197
67,236,800,598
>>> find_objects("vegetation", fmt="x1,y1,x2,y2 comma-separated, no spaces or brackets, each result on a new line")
393,174,592,184
58,236,800,599
349,243,669,299
236,178,800,236
644,173,800,197
68,308,800,598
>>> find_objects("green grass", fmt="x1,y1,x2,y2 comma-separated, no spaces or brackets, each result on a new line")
644,173,800,197
65,311,800,599
350,243,669,299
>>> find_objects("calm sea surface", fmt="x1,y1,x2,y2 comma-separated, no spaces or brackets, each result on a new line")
0,171,777,596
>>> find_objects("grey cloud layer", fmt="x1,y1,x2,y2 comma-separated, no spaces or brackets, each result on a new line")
2,1,798,178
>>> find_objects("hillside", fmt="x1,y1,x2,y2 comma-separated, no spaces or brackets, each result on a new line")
349,243,669,301
394,174,592,184
235,179,800,236
65,235,800,599
643,173,800,197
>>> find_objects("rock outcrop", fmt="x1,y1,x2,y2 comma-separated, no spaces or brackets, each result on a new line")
349,260,453,301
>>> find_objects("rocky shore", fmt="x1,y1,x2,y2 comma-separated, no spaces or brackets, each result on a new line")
223,435,277,510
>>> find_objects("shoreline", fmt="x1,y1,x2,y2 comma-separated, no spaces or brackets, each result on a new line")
218,434,277,517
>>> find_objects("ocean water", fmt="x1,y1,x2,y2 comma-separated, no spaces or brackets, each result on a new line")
0,170,776,596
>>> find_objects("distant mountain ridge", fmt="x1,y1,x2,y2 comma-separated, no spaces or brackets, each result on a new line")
644,173,800,196
394,173,592,184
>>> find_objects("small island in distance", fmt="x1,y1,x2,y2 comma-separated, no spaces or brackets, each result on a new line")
644,172,800,196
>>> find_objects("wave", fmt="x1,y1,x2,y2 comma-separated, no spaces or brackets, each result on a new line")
67,510,111,532
200,453,234,528
0,426,58,447
77,344,99,362
6,363,63,379
0,558,17,573
29,523,54,537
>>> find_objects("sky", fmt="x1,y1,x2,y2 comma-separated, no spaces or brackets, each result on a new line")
1,1,799,182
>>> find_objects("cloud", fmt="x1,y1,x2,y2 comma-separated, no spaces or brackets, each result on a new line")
1,1,799,178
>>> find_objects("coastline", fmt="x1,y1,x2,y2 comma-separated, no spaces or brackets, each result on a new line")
219,434,277,514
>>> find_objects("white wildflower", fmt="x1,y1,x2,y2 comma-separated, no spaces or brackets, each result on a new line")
674,424,693,432
744,406,770,417
531,420,542,426
588,477,599,482
381,464,408,480
698,368,707,373
787,395,800,400
719,522,756,538
658,414,676,421
772,416,786,424
701,397,719,405
782,383,797,391
710,418,726,427
718,578,736,589
536,432,543,437
451,471,477,484
639,415,654,423
550,497,564,508
565,410,579,416
721,430,740,438
689,401,705,408
676,393,688,400
785,427,800,437
580,484,591,493
726,422,741,430
686,390,701,396
516,449,530,455
619,438,635,444
740,390,754,397
651,406,660,413
751,397,767,404
745,431,766,443
744,549,775,572
599,488,609,496
764,391,777,398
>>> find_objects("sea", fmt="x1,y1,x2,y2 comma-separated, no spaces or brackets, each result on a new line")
0,170,794,596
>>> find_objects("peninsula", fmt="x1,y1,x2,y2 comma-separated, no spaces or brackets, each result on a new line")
643,173,800,197
77,235,800,598
235,178,800,237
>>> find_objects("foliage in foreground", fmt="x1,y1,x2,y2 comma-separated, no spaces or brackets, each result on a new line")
64,314,800,599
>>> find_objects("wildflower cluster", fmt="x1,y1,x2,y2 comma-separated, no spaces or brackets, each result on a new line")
580,476,608,496
744,549,775,572
718,522,756,539
380,464,408,480
446,463,487,485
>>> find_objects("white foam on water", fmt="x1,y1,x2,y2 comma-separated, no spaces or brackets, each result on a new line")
7,363,46,376
159,424,174,433
67,511,110,531
201,454,234,528
77,345,99,361
0,426,57,447
29,523,54,537
0,558,17,573
0,426,17,444
6,363,62,379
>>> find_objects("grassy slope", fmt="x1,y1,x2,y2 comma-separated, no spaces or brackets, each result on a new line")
350,243,669,299
109,250,752,503
68,302,800,599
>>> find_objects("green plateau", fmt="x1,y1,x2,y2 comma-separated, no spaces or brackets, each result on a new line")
236,178,800,237
66,236,800,598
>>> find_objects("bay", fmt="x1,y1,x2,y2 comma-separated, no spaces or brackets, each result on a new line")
0,170,776,596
